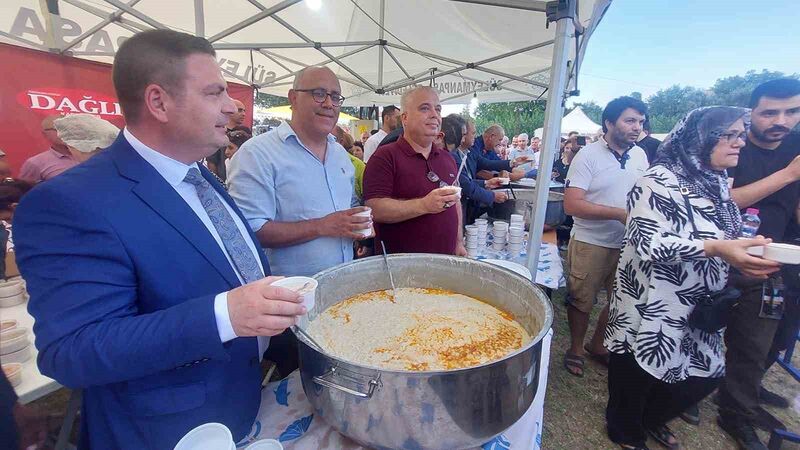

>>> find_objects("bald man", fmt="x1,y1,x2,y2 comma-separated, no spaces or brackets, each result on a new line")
19,115,79,182
227,99,247,130
228,66,371,276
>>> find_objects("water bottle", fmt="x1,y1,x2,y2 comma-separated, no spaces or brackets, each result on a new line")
740,208,761,238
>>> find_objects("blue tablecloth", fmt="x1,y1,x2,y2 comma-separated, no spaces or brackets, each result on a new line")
236,331,554,450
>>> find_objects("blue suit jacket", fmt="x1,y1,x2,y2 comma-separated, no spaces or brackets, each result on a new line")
14,134,273,449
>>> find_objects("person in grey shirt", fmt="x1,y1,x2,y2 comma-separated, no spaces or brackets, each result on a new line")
228,66,372,276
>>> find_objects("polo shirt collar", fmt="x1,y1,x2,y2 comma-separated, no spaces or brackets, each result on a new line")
397,135,441,158
48,147,73,159
123,127,198,188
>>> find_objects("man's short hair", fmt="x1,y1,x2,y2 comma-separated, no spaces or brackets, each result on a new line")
446,113,467,131
400,86,437,111
642,116,652,133
749,78,800,109
484,124,504,137
381,105,399,121
292,66,335,90
601,96,648,132
113,29,216,122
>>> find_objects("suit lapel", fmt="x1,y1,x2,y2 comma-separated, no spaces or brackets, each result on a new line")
109,135,241,288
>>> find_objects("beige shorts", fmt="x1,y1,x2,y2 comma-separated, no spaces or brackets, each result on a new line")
566,239,621,313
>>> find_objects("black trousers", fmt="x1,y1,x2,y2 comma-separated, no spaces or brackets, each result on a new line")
606,352,720,446
718,279,782,424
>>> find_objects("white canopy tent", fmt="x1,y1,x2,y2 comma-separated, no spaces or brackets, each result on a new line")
1,0,612,275
533,105,601,137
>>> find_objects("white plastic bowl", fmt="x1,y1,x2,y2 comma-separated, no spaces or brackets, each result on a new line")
0,344,32,364
271,277,317,312
0,319,17,334
0,328,29,355
353,207,373,238
747,243,800,265
245,439,283,450
0,280,23,298
173,423,235,450
0,292,25,308
2,362,22,387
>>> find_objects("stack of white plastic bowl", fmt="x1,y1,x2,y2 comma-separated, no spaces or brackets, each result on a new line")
508,226,524,256
464,225,479,258
492,221,509,251
510,214,524,230
474,219,488,253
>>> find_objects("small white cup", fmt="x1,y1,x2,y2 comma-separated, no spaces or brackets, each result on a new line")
498,177,510,185
475,219,488,226
173,423,235,450
353,207,373,238
271,277,317,313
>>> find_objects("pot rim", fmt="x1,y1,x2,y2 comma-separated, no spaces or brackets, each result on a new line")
299,253,554,375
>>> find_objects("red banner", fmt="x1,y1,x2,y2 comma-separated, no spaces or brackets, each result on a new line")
0,43,254,177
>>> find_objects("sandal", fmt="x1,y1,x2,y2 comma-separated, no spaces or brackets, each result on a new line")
563,353,585,377
647,424,680,449
584,344,610,367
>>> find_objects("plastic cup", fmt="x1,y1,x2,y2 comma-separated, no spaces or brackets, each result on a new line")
353,207,373,238
442,186,462,199
174,423,235,450
498,177,510,185
271,277,317,312
245,439,284,450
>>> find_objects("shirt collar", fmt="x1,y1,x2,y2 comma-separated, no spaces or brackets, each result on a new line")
600,135,633,153
123,127,199,188
48,147,73,160
397,135,442,158
276,121,337,145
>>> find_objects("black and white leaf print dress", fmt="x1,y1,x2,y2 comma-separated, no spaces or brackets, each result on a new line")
604,165,729,382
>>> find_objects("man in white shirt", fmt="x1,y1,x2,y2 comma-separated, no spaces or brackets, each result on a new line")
363,105,400,162
562,96,649,378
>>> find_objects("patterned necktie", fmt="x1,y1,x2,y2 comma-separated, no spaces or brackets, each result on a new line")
184,168,263,284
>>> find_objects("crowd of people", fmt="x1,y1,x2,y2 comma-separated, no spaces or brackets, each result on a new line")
2,27,800,450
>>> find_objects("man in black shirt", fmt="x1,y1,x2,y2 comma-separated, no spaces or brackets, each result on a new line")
636,116,662,164
717,78,800,450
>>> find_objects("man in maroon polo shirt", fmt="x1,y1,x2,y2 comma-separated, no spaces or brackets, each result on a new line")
363,86,467,255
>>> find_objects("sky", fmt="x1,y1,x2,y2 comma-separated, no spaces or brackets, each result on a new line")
568,0,800,106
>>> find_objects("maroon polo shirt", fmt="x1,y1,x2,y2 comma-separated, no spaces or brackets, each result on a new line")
363,135,459,254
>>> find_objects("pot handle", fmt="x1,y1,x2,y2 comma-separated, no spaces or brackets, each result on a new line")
313,366,381,399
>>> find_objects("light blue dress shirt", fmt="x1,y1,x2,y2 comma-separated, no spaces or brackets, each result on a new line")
123,128,268,354
227,121,356,277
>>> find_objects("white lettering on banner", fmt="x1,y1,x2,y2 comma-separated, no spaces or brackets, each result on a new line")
27,92,56,110
20,90,123,118
8,6,276,83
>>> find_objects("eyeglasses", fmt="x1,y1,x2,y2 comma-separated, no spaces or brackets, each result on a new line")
719,131,747,144
294,88,345,106
426,160,449,188
237,108,246,113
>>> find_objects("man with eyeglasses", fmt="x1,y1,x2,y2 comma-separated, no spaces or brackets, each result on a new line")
18,115,79,183
716,78,800,450
228,66,371,277
363,86,467,256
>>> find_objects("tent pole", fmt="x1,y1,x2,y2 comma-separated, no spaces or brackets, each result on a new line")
194,0,205,37
61,0,143,53
377,0,385,88
101,0,167,29
207,0,302,43
526,0,575,277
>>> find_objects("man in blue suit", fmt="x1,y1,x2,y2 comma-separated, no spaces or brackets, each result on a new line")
13,29,306,449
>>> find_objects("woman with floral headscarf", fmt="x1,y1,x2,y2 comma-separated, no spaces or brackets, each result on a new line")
604,107,781,450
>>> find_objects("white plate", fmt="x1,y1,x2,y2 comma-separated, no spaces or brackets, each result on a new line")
747,243,800,265
482,259,533,281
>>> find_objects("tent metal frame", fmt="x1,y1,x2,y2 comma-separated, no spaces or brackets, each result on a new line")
3,0,608,284
0,0,578,101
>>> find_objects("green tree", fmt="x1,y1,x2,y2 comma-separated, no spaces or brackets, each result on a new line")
255,92,288,108
710,69,799,107
471,101,546,136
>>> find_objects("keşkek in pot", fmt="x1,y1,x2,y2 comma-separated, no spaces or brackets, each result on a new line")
294,254,553,450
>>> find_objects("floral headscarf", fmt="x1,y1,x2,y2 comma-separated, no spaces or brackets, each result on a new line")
654,106,750,239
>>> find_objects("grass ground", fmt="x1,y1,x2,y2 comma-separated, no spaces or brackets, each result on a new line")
543,287,800,450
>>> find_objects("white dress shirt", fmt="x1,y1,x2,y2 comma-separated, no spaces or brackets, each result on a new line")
124,128,268,355
363,129,388,163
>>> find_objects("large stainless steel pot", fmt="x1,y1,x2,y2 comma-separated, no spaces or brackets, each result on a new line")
489,189,565,227
295,254,553,450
